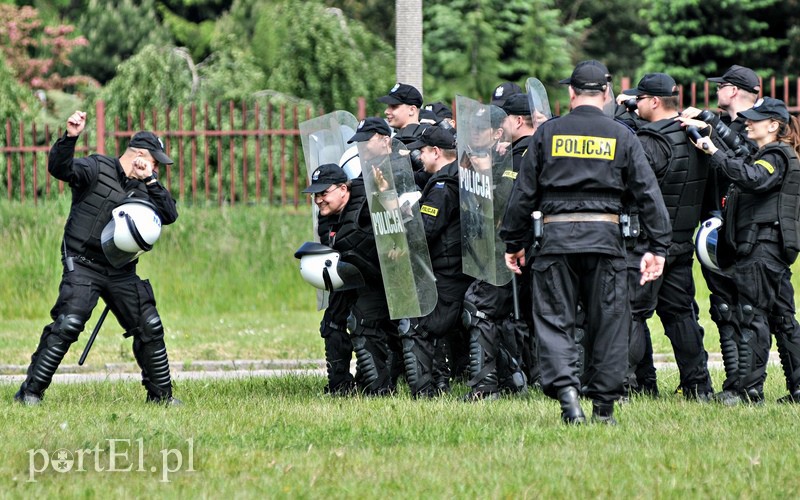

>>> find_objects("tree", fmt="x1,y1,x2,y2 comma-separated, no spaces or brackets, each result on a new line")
70,0,173,85
98,44,195,123
0,52,41,123
635,0,788,83
0,4,95,91
554,0,651,78
423,0,585,103
258,2,395,114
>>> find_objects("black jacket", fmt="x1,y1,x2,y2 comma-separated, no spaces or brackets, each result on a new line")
501,105,671,258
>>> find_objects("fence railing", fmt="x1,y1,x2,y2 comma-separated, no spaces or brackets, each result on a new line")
3,76,799,206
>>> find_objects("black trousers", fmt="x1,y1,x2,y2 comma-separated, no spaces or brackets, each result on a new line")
22,257,172,398
628,249,712,394
531,253,628,405
733,241,800,395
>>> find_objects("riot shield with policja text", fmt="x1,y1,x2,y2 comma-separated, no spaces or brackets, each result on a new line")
357,138,437,319
456,95,513,286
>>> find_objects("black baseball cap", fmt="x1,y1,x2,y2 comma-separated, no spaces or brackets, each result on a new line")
347,117,391,143
708,65,761,94
129,131,173,165
377,83,423,107
302,163,348,194
559,60,611,91
419,108,438,124
472,104,507,129
622,73,679,97
490,82,523,106
738,97,790,123
424,101,453,120
405,126,457,150
501,93,531,116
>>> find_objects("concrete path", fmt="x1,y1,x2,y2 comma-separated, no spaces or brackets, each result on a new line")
0,353,781,385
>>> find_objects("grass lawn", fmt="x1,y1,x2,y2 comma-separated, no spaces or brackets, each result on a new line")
3,372,800,498
4,202,800,497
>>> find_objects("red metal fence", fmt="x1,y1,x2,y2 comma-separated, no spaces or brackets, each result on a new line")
3,76,799,206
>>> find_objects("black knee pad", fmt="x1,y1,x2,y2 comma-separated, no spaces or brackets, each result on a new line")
54,313,85,343
139,310,164,344
737,304,756,330
710,298,734,324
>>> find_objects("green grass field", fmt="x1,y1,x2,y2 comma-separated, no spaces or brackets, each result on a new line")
3,200,800,497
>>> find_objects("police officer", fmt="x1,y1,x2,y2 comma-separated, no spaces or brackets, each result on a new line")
400,126,474,398
687,98,800,404
15,111,180,406
499,93,541,388
378,83,428,143
304,163,395,396
620,73,713,400
501,61,671,424
315,198,357,396
681,65,761,403
461,103,528,400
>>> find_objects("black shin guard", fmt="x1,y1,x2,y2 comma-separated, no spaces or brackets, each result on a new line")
400,326,435,398
21,314,84,397
466,319,499,394
133,311,173,401
351,334,391,395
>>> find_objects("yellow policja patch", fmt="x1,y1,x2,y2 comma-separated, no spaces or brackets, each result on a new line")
754,159,775,174
420,205,439,216
502,170,517,180
552,135,616,160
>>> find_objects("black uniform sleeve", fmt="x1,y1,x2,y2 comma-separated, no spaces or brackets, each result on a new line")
420,178,458,243
500,132,540,253
144,180,179,225
711,149,786,193
47,133,96,188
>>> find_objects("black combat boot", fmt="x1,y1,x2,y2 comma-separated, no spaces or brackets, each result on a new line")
557,386,585,425
591,401,617,426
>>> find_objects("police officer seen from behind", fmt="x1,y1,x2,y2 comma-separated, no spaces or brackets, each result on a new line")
15,111,180,406
304,163,395,396
400,126,474,398
620,73,713,400
681,64,761,403
686,98,800,404
501,61,672,425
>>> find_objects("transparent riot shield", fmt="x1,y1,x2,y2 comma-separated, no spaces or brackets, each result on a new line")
525,77,553,129
456,95,513,286
300,110,359,179
358,137,437,319
300,111,359,309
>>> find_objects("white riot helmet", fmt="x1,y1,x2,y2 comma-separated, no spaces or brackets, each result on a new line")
338,145,362,179
101,199,162,268
695,216,734,275
294,242,364,291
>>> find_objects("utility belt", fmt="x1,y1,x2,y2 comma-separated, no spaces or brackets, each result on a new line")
756,223,781,243
542,213,620,224
532,211,623,250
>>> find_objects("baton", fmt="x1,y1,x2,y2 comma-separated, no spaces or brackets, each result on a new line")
511,268,521,321
79,304,110,366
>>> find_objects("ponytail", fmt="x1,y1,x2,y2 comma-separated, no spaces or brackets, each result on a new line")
778,114,800,157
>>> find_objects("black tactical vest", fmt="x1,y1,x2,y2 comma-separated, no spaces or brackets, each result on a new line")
733,142,800,262
637,119,707,244
63,155,148,259
330,179,381,282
